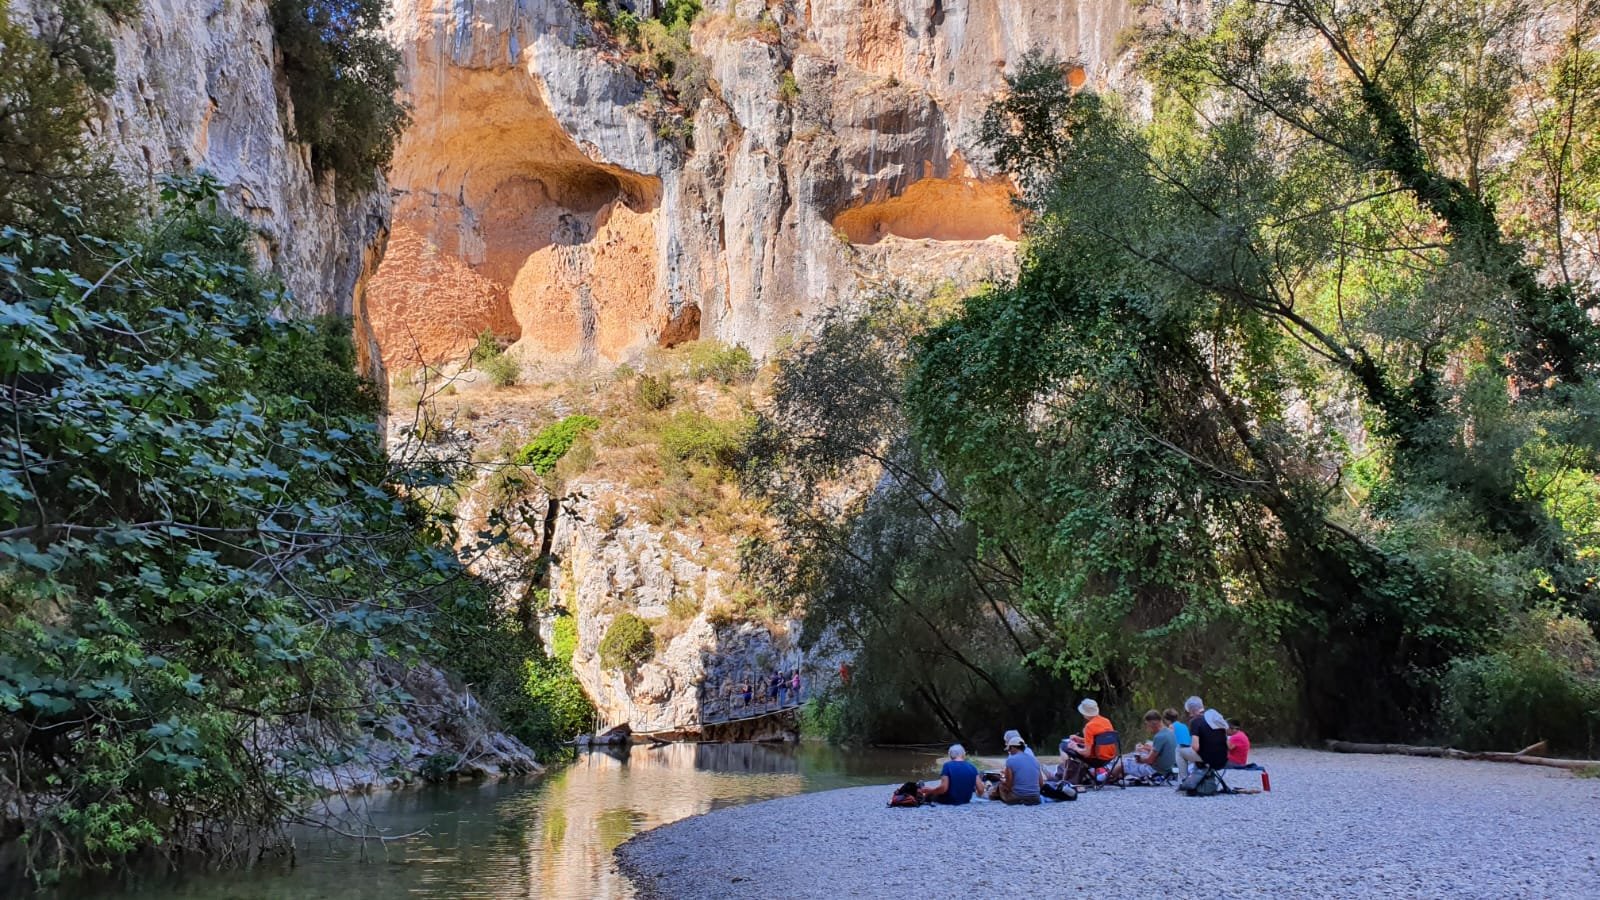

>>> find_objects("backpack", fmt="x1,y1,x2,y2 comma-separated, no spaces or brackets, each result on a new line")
889,781,923,807
1180,768,1221,797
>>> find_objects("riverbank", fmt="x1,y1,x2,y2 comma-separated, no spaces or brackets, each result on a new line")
617,748,1600,898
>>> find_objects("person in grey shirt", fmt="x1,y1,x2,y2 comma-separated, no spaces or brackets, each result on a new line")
991,733,1042,804
1123,709,1177,780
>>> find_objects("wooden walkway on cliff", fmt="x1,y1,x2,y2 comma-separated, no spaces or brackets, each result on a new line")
629,694,805,741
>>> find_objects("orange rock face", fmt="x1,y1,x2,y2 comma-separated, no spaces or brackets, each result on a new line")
365,51,663,371
831,176,1022,245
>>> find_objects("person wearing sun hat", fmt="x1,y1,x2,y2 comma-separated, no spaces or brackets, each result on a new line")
990,731,1043,805
1062,698,1117,767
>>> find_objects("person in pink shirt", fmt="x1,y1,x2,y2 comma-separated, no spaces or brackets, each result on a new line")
1226,717,1251,767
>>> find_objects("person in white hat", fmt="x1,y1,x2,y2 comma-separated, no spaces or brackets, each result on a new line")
990,731,1043,805
1061,698,1117,773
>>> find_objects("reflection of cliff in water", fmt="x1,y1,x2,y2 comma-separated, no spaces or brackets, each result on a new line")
86,745,937,900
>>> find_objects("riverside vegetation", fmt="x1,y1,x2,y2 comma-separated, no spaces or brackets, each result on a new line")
750,0,1600,755
6,0,1600,891
0,1,588,886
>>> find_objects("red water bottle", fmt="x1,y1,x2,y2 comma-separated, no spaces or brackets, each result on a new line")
1261,770,1271,792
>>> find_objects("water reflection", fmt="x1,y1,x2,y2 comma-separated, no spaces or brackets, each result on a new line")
82,744,936,900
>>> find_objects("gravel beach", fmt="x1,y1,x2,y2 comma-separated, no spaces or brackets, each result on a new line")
617,748,1600,899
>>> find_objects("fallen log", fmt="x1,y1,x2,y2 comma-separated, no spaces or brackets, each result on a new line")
1325,739,1598,772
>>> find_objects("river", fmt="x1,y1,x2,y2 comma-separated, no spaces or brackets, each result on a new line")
76,743,936,899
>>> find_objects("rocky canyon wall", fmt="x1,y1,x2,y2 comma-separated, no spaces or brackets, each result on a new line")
9,0,391,368
368,0,1153,371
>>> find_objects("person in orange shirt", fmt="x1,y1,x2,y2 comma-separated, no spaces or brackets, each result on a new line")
1062,698,1117,767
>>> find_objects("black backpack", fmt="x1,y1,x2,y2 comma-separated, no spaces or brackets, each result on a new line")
1180,768,1221,797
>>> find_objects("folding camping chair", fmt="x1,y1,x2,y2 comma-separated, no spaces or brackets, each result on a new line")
1078,730,1126,790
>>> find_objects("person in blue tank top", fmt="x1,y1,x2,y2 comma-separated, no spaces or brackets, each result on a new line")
919,744,979,805
1164,708,1191,772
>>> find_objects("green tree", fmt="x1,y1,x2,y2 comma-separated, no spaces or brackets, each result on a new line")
270,0,409,188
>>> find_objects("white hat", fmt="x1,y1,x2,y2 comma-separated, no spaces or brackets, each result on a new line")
1078,698,1100,717
1003,731,1025,748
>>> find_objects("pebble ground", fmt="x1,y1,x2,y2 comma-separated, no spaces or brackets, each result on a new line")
616,748,1600,899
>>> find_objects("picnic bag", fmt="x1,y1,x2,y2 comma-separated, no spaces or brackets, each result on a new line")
889,781,923,807
1179,768,1221,797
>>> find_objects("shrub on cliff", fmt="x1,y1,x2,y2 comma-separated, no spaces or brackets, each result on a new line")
635,372,675,410
660,410,752,470
270,0,408,189
513,415,601,474
598,613,655,671
682,340,755,383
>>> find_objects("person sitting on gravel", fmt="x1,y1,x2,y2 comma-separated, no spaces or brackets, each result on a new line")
986,733,1043,805
920,744,980,805
1122,709,1177,781
1164,707,1190,760
1179,695,1230,772
1062,699,1117,768
1003,729,1036,759
1227,718,1252,768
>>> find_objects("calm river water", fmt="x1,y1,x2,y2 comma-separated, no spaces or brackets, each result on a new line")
75,743,936,900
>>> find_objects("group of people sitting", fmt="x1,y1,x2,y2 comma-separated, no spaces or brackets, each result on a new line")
916,696,1253,806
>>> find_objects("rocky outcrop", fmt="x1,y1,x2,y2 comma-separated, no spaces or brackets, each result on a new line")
305,661,542,793
366,0,1149,370
9,0,390,360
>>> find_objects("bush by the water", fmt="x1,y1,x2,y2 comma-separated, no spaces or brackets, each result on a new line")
514,415,601,473
1442,610,1600,756
598,612,655,671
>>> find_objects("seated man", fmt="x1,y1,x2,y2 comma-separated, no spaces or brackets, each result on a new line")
1163,707,1190,765
1226,718,1252,768
920,744,980,805
988,733,1042,805
1178,695,1230,772
1122,709,1176,781
1061,698,1117,776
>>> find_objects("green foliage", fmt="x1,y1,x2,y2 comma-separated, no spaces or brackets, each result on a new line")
631,13,709,110
659,411,751,469
513,415,601,474
598,613,655,671
778,71,800,104
270,0,408,189
0,6,130,233
681,341,755,383
0,174,480,882
479,352,521,388
434,586,593,756
659,0,702,29
1441,609,1600,756
613,10,641,41
635,372,675,410
550,615,578,663
417,752,461,783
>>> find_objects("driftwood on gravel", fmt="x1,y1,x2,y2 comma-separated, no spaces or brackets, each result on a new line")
1325,739,1598,771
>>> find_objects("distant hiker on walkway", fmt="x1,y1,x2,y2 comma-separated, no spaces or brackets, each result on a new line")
985,732,1043,805
772,672,785,705
790,670,801,702
919,744,979,805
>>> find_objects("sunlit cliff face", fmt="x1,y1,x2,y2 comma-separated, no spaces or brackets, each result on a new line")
364,0,1143,375
366,57,665,371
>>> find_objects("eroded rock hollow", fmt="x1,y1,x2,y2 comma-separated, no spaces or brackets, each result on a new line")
368,0,1145,373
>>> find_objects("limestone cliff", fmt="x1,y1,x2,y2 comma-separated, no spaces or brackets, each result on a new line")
9,0,391,368
366,0,1155,371
369,0,1163,736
